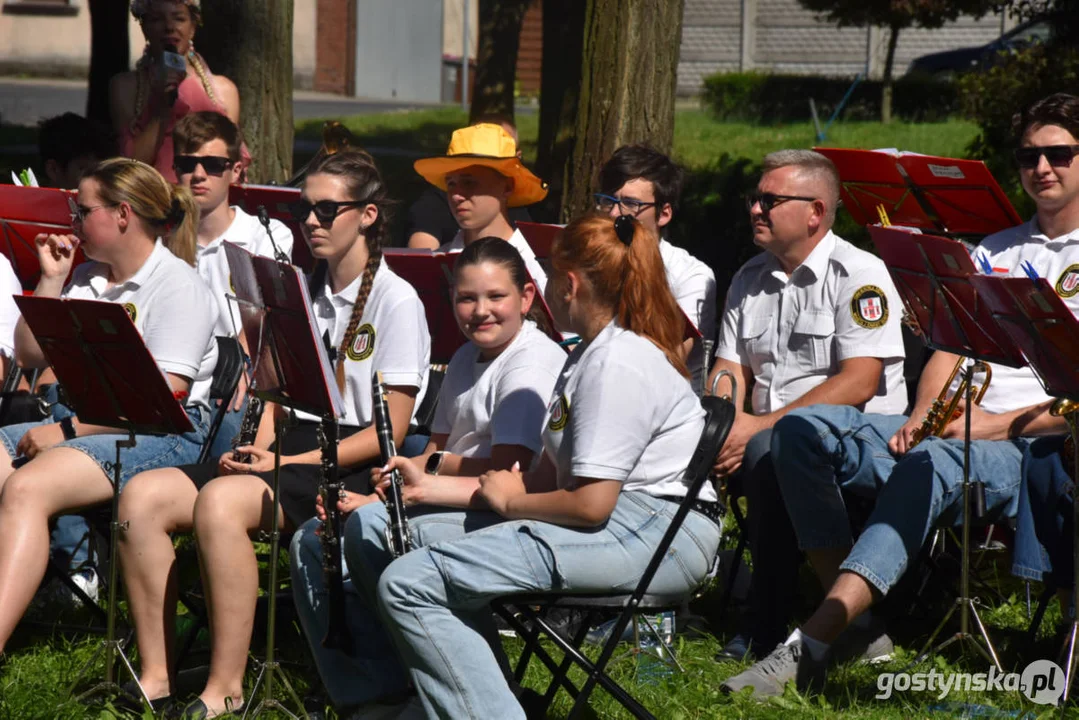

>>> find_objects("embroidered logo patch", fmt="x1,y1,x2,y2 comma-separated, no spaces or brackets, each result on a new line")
345,323,376,362
850,285,888,329
1056,264,1079,298
122,302,138,324
547,394,569,432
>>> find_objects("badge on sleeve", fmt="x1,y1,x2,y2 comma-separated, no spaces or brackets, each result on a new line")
850,285,888,329
345,323,376,362
548,395,569,432
1056,264,1079,298
123,302,138,324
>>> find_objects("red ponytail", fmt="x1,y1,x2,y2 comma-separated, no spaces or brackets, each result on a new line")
551,215,688,378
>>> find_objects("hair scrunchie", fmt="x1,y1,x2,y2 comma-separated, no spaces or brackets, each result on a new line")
614,214,635,246
165,197,186,226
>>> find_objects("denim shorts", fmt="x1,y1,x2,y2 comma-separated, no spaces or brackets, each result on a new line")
0,402,209,489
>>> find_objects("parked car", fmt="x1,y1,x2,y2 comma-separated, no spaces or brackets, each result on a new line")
906,17,1053,79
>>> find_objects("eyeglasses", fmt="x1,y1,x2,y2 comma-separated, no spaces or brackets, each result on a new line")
745,191,818,213
593,193,658,216
67,196,117,227
289,199,368,226
1014,145,1079,169
173,155,233,176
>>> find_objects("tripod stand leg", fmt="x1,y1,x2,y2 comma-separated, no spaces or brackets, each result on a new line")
910,599,959,669
968,600,1002,670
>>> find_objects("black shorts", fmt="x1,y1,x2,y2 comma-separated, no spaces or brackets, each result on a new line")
177,421,374,528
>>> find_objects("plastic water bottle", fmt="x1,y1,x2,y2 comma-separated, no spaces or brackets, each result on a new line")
635,611,675,684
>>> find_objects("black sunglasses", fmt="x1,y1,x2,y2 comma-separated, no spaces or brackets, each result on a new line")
289,199,368,226
745,191,817,213
1014,145,1079,170
174,155,233,176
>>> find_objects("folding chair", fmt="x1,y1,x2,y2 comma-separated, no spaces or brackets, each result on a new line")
197,336,247,464
492,394,736,720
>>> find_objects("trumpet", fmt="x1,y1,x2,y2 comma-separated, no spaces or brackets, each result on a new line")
910,357,992,448
1050,397,1079,480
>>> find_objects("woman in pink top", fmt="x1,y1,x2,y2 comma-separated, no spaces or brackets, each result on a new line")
110,0,243,183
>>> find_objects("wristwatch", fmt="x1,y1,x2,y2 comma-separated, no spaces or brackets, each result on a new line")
60,416,77,441
425,451,446,475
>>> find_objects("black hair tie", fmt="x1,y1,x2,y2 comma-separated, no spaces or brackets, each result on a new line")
614,214,635,246
165,197,185,226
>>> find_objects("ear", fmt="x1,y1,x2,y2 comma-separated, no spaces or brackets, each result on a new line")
360,203,379,232
564,270,581,302
228,160,243,185
657,202,673,229
520,280,536,315
807,199,825,234
116,201,131,231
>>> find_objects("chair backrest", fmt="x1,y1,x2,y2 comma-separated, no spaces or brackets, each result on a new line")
626,394,735,605
197,336,246,464
411,364,445,434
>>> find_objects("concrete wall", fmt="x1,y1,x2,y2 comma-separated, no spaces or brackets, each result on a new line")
0,0,317,89
677,0,1016,95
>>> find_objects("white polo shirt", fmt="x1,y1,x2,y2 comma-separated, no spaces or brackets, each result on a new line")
298,261,430,427
660,238,717,392
717,231,907,415
195,206,294,337
0,254,22,359
440,228,548,296
541,321,716,501
433,321,566,460
971,218,1079,415
63,240,219,409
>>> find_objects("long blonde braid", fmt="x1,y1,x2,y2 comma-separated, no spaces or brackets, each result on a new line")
335,250,382,392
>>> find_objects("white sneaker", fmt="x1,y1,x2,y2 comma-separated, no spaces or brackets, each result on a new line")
69,569,100,604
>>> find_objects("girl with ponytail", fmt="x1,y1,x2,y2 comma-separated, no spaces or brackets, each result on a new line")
0,157,218,657
116,150,431,717
339,214,722,719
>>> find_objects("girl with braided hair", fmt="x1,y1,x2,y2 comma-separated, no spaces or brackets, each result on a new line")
116,150,430,717
0,158,217,657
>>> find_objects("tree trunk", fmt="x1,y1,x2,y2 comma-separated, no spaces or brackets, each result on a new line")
561,0,685,221
470,0,532,122
534,0,585,221
197,0,295,183
881,23,901,125
86,0,130,128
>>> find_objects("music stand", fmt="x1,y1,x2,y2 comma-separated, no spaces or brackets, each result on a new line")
11,296,195,708
970,275,1079,702
870,226,1027,670
0,185,86,289
225,242,342,720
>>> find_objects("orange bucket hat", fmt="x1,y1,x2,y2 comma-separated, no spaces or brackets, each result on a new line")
413,123,548,208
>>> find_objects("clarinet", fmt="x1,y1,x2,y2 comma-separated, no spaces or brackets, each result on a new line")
317,417,354,652
372,371,412,558
230,395,264,464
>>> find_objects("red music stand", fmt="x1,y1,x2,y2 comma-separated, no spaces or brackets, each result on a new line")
224,241,340,719
516,221,563,260
0,185,86,289
228,183,312,271
971,274,1079,701
383,248,563,364
13,296,193,709
869,226,1028,671
816,148,1021,238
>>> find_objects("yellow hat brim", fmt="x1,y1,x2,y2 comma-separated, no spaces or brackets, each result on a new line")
413,156,549,208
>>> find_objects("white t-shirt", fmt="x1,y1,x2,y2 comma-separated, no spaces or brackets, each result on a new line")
195,206,295,337
432,322,565,460
541,321,716,501
297,261,431,427
971,218,1079,415
63,240,219,409
660,238,717,392
440,228,548,296
0,254,22,359
717,231,907,415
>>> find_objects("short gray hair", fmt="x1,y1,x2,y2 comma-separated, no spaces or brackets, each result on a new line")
760,149,841,226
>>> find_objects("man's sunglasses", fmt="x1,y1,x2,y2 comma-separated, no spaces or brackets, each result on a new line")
745,191,817,213
174,155,233,176
1014,145,1079,170
289,199,368,225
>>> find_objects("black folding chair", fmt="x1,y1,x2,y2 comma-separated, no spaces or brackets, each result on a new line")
492,394,736,720
197,336,246,464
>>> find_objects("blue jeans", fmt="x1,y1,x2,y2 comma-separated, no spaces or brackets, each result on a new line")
289,503,489,709
375,492,722,720
1013,436,1070,585
772,404,1026,596
207,399,246,461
